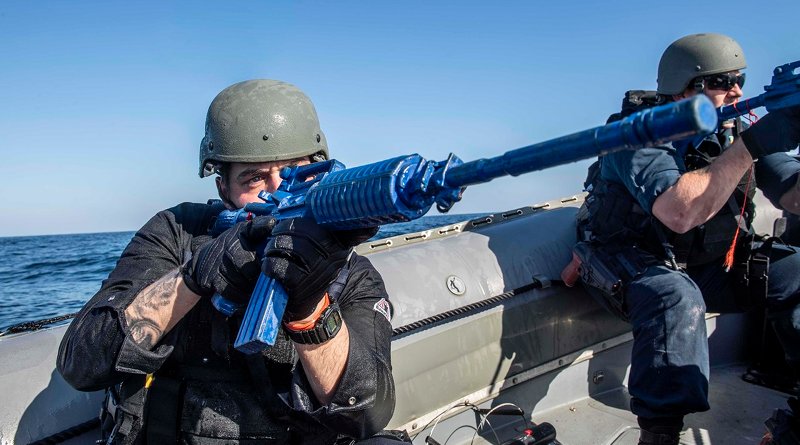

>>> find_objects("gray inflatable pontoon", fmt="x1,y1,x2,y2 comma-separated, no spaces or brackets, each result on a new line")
0,194,789,445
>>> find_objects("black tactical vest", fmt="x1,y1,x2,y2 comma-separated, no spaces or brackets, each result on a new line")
582,92,756,267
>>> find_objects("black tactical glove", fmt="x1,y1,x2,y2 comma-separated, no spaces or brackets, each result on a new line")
182,216,276,303
261,218,378,321
740,107,800,159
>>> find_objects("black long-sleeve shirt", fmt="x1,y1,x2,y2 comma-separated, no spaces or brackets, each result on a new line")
57,202,395,442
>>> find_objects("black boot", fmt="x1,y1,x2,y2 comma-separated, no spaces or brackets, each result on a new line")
764,397,800,444
638,428,680,445
637,416,682,445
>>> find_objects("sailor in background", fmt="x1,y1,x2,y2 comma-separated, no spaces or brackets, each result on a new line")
57,80,399,444
577,34,800,444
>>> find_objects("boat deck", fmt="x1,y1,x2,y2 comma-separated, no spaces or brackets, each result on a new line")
542,364,785,445
401,309,792,445
410,363,788,445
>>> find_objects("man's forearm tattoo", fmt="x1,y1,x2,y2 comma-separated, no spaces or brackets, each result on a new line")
140,269,180,309
127,269,181,349
128,319,163,350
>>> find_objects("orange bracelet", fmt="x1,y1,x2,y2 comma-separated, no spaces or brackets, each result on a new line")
285,293,330,331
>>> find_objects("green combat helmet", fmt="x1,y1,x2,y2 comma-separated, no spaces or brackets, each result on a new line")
657,33,747,95
199,79,329,177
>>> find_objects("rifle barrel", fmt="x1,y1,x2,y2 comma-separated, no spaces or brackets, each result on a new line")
444,95,717,188
718,95,766,122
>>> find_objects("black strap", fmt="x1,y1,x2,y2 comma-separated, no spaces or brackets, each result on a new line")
244,355,290,419
144,376,184,445
651,222,683,270
726,194,751,232
114,377,146,443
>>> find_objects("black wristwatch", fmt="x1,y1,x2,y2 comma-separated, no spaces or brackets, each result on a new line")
285,302,343,344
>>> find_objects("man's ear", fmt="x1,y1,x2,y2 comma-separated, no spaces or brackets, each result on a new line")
215,176,226,197
672,89,693,101
673,83,701,102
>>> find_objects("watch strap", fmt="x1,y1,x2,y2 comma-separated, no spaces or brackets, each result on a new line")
285,293,330,331
284,302,342,345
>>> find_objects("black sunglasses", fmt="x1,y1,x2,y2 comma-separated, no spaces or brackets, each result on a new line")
703,72,746,91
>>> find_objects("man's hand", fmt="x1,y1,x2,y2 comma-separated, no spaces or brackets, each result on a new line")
261,218,377,321
182,216,276,302
741,107,800,159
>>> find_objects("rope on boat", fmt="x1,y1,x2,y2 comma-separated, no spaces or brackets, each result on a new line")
392,277,561,337
0,313,77,337
27,417,100,445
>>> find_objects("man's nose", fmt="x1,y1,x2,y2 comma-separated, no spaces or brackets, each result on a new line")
729,83,744,98
265,173,283,194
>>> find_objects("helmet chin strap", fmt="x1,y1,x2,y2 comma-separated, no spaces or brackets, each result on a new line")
201,161,217,178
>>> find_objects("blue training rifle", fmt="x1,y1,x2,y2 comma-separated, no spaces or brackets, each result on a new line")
210,94,718,354
717,60,800,122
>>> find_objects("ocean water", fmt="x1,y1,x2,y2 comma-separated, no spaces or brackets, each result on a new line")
0,214,482,331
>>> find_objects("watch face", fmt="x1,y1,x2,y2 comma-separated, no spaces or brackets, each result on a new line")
324,309,342,336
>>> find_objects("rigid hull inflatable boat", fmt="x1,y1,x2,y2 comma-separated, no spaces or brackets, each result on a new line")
0,192,789,445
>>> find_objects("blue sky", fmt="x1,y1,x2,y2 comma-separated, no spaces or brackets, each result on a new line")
1,1,798,236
